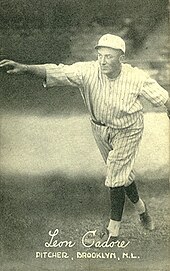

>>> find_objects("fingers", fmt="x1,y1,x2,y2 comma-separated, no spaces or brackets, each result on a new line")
6,69,17,74
0,59,9,65
0,59,14,67
0,59,17,74
0,59,24,75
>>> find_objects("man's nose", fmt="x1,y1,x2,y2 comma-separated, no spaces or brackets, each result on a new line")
101,56,106,65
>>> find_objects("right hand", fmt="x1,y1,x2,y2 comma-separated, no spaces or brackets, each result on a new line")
0,59,27,74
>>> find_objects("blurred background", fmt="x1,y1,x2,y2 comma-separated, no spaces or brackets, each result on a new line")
0,1,169,270
0,0,169,180
0,0,169,115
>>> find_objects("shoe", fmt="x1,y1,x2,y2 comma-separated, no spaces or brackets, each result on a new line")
100,229,118,242
139,202,155,231
82,229,130,248
99,229,130,247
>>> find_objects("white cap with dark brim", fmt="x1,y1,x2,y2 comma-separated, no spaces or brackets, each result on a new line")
95,34,126,53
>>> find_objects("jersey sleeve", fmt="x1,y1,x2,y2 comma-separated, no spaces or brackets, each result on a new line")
43,62,85,88
140,76,169,107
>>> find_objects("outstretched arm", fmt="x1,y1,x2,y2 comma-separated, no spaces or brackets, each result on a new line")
0,59,46,79
0,59,87,89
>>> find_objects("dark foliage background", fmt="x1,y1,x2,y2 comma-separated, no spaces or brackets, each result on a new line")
0,0,169,63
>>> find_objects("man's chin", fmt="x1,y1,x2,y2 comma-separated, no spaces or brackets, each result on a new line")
101,69,110,75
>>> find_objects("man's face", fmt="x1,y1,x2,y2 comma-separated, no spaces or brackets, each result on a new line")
97,47,123,77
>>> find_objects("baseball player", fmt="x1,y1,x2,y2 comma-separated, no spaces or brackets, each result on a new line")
0,34,170,242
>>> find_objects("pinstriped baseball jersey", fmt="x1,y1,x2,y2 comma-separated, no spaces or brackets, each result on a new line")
43,61,168,187
43,61,168,129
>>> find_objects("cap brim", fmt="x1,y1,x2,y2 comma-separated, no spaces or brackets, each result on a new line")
94,45,125,53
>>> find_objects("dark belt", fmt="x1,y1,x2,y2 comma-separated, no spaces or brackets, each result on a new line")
91,118,106,126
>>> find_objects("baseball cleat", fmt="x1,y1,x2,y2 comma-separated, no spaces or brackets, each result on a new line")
99,229,130,246
82,229,130,248
100,229,118,242
139,202,155,231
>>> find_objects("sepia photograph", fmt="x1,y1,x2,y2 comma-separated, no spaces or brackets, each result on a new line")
0,0,169,270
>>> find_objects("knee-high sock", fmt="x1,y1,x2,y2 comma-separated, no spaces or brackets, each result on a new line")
110,186,125,221
124,181,145,214
107,186,125,237
124,181,139,203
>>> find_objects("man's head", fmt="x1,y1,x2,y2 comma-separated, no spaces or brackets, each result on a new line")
95,34,125,78
95,34,125,53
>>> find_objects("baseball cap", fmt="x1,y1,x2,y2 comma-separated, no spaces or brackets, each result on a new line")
95,34,126,53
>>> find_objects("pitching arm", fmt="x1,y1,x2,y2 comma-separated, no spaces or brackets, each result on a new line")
140,76,170,119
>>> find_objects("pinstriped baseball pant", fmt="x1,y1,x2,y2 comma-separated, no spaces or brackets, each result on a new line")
91,120,144,188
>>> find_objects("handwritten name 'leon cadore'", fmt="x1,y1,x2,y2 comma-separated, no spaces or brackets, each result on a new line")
44,229,130,249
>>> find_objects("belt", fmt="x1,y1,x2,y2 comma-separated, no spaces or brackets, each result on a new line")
91,118,106,126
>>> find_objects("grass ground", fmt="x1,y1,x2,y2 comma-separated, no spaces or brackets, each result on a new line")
1,174,169,271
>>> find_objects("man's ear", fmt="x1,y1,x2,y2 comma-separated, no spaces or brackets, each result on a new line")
119,54,125,63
